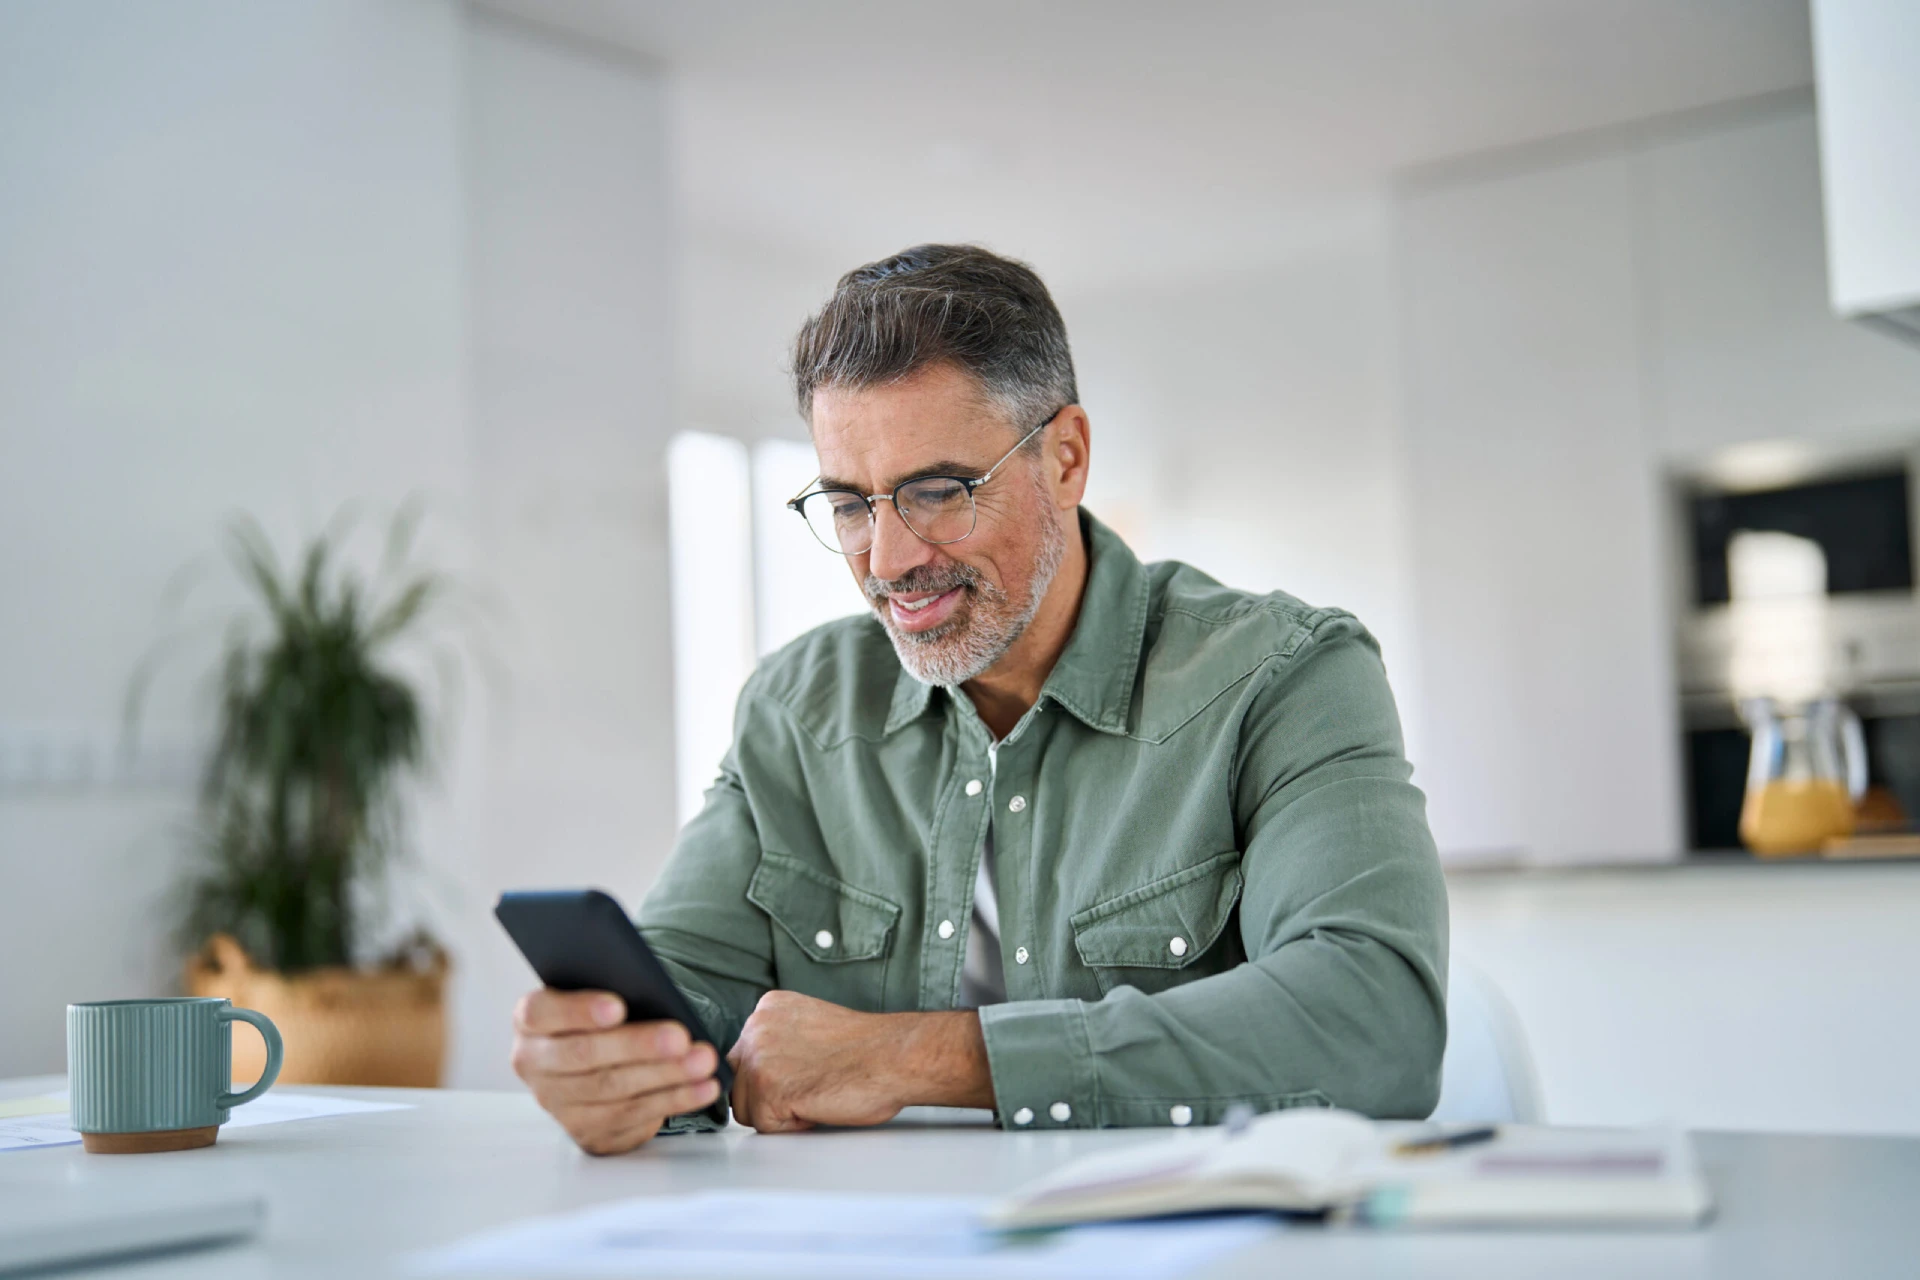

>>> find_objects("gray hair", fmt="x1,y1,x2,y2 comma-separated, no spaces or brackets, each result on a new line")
790,244,1078,441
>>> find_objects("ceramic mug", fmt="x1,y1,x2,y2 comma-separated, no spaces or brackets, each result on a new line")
67,996,283,1153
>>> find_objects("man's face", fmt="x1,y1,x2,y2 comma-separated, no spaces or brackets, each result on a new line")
809,363,1067,686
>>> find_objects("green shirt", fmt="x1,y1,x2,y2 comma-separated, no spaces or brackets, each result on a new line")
641,510,1448,1130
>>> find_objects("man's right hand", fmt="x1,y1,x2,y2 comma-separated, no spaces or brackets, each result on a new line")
510,988,723,1155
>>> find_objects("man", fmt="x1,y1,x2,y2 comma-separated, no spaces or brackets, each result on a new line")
511,245,1447,1153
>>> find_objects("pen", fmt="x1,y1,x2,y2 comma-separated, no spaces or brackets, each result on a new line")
1393,1125,1500,1156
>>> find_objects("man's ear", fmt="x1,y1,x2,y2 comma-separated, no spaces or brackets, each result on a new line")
1047,406,1092,509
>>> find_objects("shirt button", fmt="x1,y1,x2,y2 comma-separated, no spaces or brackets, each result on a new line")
1170,1104,1193,1127
814,929,834,949
1049,1102,1072,1123
1008,795,1027,813
965,779,983,797
1169,936,1188,958
1012,1107,1034,1126
937,919,956,940
1015,946,1029,964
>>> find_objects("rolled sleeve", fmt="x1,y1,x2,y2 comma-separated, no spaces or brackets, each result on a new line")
977,998,1098,1129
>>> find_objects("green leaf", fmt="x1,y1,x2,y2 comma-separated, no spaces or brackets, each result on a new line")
223,515,292,626
366,577,439,646
153,505,460,974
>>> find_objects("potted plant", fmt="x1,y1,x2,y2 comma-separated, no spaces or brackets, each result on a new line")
133,509,457,1087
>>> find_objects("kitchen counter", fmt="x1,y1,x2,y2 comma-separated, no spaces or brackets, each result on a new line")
1444,849,1920,877
1447,856,1920,1136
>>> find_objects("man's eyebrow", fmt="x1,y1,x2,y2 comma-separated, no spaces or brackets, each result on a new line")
814,460,984,493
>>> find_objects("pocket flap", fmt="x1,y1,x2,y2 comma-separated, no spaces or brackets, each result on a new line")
748,851,901,963
1069,851,1243,969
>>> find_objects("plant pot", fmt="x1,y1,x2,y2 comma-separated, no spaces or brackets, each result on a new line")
184,934,449,1087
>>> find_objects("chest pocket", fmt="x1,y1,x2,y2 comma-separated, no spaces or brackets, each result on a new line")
748,851,900,1008
1070,851,1243,996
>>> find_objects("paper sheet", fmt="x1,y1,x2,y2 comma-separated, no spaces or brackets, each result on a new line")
415,1189,1274,1280
0,1091,411,1152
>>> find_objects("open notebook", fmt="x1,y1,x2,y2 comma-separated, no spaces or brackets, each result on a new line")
986,1109,1713,1231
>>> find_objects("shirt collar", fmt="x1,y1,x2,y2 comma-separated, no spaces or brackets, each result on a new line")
883,508,1150,738
885,660,936,734
1035,509,1149,735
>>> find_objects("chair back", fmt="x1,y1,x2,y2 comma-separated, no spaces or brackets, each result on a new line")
1429,959,1544,1124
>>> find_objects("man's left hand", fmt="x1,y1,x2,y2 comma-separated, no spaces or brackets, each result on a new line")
726,991,993,1132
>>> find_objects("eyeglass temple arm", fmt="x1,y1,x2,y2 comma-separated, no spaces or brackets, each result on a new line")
787,411,1059,509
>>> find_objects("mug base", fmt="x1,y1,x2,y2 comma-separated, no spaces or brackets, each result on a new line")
81,1125,219,1154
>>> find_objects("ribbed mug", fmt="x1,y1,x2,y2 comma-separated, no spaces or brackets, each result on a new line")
66,996,283,1153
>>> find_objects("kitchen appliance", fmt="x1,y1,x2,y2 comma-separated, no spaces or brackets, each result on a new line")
1673,446,1920,852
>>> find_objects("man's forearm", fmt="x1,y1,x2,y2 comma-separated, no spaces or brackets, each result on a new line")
976,930,1445,1128
886,1010,995,1111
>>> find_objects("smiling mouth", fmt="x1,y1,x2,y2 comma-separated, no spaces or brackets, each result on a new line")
884,585,967,634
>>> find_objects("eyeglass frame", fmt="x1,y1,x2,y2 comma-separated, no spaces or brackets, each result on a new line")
785,414,1056,556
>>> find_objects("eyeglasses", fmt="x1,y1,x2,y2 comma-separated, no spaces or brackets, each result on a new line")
787,417,1053,556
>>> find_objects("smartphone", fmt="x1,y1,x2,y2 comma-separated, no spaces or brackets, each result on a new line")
494,888,734,1098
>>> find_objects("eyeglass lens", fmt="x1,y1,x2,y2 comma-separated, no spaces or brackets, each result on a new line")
799,477,977,554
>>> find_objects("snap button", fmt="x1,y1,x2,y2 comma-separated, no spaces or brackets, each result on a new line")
1169,1104,1193,1127
814,929,834,949
1169,936,1188,958
1012,1107,1034,1126
937,919,956,940
1049,1101,1072,1123
965,779,983,797
1007,795,1027,813
1014,946,1029,965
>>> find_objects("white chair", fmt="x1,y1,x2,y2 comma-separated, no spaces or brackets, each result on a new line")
1428,959,1544,1124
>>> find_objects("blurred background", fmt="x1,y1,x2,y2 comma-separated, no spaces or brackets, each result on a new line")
6,0,1920,1135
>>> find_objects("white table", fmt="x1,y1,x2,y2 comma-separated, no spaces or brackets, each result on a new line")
4,1075,1917,1279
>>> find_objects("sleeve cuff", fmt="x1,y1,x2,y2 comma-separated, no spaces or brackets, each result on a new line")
978,998,1098,1129
659,986,732,1133
659,1103,728,1134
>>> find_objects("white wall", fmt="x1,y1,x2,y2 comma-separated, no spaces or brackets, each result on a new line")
453,12,678,1089
674,227,840,444
1397,149,1681,863
1394,98,1920,864
0,2,676,1088
1640,107,1920,460
1454,864,1920,1135
1067,217,1423,745
0,0,469,1079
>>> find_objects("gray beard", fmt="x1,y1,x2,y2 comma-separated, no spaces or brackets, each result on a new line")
865,510,1070,687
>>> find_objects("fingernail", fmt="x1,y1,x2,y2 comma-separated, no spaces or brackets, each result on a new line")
592,997,624,1026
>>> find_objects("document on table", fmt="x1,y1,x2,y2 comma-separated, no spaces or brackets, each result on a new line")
0,1091,412,1151
415,1189,1274,1280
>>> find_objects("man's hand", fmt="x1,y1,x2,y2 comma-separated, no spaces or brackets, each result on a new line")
727,990,993,1133
511,988,723,1155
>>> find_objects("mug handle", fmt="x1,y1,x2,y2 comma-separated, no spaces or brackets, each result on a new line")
216,1006,284,1110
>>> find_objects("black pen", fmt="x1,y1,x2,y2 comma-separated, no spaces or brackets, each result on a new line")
1393,1125,1500,1156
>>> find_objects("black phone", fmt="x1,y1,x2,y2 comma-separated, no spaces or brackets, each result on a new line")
494,888,734,1100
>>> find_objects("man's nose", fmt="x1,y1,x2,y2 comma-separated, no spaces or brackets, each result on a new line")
867,498,936,582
